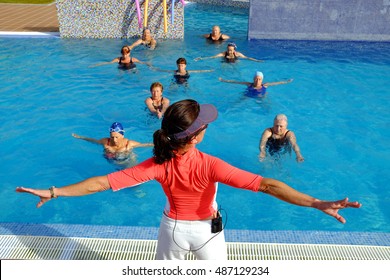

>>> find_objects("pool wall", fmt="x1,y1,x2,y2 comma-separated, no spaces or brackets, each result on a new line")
56,0,184,39
248,0,390,41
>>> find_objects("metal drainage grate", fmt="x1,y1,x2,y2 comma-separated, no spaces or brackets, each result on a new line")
0,235,389,260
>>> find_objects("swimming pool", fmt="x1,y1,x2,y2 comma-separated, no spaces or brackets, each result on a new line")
1,3,389,235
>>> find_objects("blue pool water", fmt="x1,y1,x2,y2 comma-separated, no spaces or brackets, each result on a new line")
1,3,389,234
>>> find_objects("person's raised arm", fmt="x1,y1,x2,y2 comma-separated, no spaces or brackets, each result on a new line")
258,128,272,161
16,176,111,208
218,77,251,86
286,131,304,162
128,39,142,50
264,79,293,87
259,178,362,223
72,133,106,145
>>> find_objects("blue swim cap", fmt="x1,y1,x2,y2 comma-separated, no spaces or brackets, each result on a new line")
227,42,237,50
255,71,264,79
109,122,125,135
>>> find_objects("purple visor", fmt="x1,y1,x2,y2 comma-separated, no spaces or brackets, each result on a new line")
173,104,218,140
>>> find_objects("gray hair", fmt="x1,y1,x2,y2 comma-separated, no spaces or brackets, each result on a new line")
274,114,288,123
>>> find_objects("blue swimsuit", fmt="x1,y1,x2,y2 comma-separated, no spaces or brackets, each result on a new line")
245,85,267,97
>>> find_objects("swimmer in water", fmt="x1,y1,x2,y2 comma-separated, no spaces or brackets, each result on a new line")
89,46,151,69
128,28,157,50
150,57,214,85
259,114,304,162
145,82,170,119
194,42,263,63
219,71,293,97
72,122,153,163
202,25,230,42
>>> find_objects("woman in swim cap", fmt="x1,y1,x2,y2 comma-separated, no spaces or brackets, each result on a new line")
17,100,361,260
219,71,293,97
72,122,153,161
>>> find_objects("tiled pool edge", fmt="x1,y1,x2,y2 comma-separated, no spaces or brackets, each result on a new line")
0,31,60,38
1,223,388,246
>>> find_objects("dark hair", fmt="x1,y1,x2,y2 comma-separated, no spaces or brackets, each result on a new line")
176,57,187,65
121,45,130,55
153,99,200,164
150,81,164,92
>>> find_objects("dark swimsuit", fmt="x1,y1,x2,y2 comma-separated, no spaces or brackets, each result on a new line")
173,70,190,84
266,129,292,156
150,97,164,111
224,51,238,63
206,33,224,41
118,57,136,70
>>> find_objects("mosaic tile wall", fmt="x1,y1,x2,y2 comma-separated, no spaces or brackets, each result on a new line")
56,0,185,39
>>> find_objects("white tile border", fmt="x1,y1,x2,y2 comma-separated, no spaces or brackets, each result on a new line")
0,31,60,38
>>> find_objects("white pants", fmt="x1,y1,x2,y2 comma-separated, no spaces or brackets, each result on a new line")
155,214,227,260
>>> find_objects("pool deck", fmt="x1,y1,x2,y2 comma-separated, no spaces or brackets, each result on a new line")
1,3,389,261
0,3,58,33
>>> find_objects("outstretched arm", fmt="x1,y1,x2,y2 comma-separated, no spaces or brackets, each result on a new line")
286,131,304,162
187,69,215,73
149,66,174,73
131,142,154,148
72,133,105,145
235,52,264,62
16,176,111,208
127,39,142,50
259,178,362,223
131,57,152,67
218,77,251,86
88,59,118,68
126,140,153,149
264,78,293,87
194,53,224,61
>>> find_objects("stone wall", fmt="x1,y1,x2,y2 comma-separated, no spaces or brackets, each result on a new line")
248,0,390,41
56,0,185,39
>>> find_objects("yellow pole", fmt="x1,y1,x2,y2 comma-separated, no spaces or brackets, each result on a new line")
163,0,168,33
144,0,149,27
